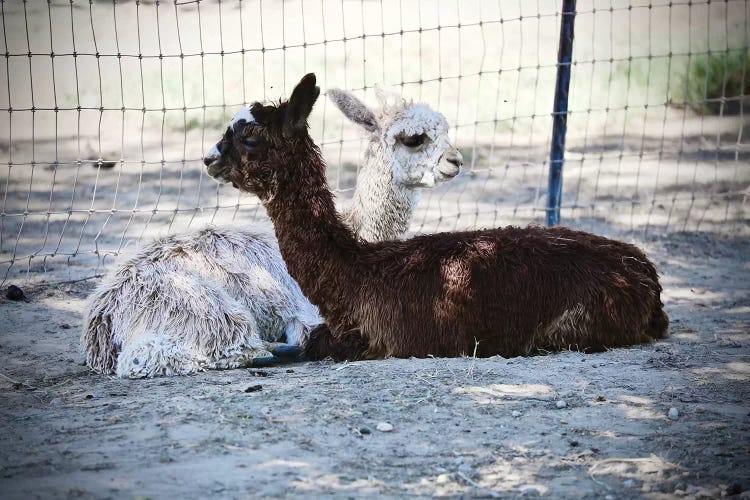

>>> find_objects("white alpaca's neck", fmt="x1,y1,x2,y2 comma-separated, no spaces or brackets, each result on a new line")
345,142,418,242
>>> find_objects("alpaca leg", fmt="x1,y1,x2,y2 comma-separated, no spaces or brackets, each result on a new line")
117,337,273,377
272,344,303,359
207,344,274,370
116,335,209,378
283,318,310,345
301,325,369,361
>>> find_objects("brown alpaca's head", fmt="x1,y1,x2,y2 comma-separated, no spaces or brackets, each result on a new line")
203,73,321,200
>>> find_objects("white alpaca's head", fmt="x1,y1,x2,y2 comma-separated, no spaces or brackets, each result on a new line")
327,88,463,188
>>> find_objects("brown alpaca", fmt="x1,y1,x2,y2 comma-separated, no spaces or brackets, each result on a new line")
208,73,669,362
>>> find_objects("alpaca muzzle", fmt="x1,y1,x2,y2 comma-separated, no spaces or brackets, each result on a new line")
203,144,232,184
436,148,463,180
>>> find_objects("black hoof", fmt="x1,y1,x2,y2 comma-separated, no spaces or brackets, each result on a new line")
249,356,288,368
271,344,303,360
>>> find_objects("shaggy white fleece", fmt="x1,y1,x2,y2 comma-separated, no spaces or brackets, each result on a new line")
83,227,319,377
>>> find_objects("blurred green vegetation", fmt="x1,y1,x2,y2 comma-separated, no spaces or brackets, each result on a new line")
672,49,749,115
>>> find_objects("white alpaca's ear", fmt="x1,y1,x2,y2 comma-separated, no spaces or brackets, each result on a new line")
327,89,380,134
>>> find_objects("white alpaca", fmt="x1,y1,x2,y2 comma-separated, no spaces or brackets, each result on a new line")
82,89,462,378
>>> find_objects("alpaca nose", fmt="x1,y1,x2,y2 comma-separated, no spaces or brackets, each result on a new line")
446,150,463,168
438,149,463,179
203,143,222,167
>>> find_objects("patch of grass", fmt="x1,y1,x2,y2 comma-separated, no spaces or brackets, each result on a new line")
673,49,749,115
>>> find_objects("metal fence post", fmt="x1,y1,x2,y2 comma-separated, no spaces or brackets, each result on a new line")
546,0,577,227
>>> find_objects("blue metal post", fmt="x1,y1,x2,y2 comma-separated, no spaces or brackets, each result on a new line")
546,0,576,226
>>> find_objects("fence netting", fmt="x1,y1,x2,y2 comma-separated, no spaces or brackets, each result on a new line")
1,0,748,284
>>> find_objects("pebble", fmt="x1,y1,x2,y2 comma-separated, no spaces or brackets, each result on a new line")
244,385,263,393
511,410,522,418
555,400,567,409
358,426,372,435
520,486,540,496
6,284,26,301
376,422,393,432
435,473,451,484
668,407,680,420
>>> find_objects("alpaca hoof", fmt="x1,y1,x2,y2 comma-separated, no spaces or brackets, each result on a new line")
271,344,303,360
249,356,289,368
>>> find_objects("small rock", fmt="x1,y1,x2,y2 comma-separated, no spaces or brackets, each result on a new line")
84,394,94,400
358,426,371,435
569,440,579,447
555,400,567,409
244,385,263,393
286,369,294,373
520,486,540,496
376,422,393,432
623,479,636,488
668,407,680,420
595,395,606,402
435,473,451,484
60,323,71,330
6,285,26,301
511,410,521,418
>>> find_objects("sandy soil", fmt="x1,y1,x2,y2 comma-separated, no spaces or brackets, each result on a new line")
1,230,748,499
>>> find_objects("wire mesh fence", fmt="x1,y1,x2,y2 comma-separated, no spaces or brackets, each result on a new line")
1,0,748,284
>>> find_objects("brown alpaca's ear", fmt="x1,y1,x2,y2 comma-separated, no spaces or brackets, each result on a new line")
284,73,320,137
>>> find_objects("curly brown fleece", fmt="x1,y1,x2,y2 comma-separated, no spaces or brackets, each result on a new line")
213,73,668,361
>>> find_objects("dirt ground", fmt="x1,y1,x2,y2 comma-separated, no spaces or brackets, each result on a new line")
1,230,748,499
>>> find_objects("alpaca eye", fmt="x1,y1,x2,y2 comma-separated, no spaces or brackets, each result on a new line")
401,133,428,148
242,137,261,149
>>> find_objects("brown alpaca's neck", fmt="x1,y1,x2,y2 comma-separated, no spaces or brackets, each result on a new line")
264,153,364,329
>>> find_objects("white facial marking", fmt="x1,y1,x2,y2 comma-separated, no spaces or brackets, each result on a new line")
205,144,221,161
229,107,255,129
